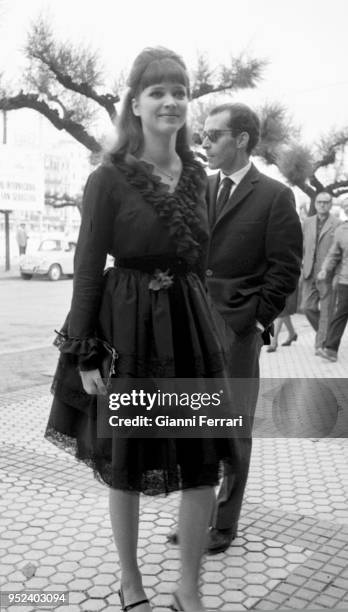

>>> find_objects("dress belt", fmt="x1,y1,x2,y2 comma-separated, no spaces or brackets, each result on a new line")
117,255,190,274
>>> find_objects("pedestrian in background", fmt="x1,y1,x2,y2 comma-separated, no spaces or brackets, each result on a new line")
317,198,348,362
301,191,341,354
266,291,298,352
16,223,28,255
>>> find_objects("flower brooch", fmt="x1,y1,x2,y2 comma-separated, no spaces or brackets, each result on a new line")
148,268,174,291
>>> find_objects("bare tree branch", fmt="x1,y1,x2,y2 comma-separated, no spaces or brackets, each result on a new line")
0,92,101,152
296,182,317,200
326,179,348,192
309,174,324,192
45,192,82,213
191,53,266,99
334,188,348,198
26,17,119,120
313,128,348,171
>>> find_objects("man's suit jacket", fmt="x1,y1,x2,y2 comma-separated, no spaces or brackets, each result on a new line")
302,214,341,279
206,163,303,336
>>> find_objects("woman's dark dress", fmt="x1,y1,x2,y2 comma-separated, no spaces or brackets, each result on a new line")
45,152,236,495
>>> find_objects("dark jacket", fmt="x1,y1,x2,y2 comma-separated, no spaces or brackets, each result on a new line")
322,221,348,285
206,164,303,337
302,213,341,279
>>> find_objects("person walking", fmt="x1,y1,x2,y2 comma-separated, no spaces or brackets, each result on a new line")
317,198,348,362
167,103,303,554
301,191,341,354
45,47,237,612
266,291,298,353
16,223,29,255
202,103,302,554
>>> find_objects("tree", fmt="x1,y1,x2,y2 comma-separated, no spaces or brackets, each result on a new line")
0,19,267,155
45,192,82,213
3,16,346,213
275,128,348,214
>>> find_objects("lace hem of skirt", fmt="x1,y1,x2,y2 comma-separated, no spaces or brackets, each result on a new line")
45,425,228,496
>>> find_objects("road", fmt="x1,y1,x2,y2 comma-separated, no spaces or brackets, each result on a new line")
1,274,347,395
0,276,73,393
0,276,72,353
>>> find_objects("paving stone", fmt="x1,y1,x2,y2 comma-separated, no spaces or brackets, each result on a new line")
68,578,93,589
243,596,260,609
265,568,288,579
305,578,328,592
223,567,246,578
201,583,224,596
203,572,223,584
87,586,112,599
247,573,268,585
334,577,348,589
68,591,88,604
315,593,342,607
265,557,287,568
245,562,270,573
266,591,289,605
220,590,245,603
254,601,279,610
294,587,316,601
201,595,225,608
285,596,310,609
244,585,268,597
56,561,80,572
277,583,298,596
142,575,160,587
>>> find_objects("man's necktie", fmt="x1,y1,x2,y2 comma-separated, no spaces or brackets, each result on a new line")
216,177,233,219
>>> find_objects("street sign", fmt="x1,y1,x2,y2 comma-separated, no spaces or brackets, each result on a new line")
0,145,44,211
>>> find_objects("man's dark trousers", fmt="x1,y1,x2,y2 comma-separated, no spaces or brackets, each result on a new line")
206,163,302,534
325,284,348,352
211,322,262,530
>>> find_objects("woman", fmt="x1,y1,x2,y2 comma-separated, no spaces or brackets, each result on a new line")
46,47,235,612
266,291,298,352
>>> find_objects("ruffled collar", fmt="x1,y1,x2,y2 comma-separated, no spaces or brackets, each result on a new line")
109,150,207,266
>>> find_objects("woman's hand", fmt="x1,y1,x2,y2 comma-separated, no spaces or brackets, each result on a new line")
79,369,108,395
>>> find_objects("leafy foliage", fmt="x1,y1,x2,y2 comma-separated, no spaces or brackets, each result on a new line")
255,103,296,164
277,144,314,187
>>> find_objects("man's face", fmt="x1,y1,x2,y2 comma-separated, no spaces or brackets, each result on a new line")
314,193,332,216
202,111,240,174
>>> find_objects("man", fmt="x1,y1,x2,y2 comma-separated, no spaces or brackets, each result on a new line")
301,192,341,354
317,198,348,362
16,223,29,255
167,103,302,554
202,103,303,554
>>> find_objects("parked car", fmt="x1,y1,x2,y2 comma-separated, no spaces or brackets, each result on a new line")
20,237,76,281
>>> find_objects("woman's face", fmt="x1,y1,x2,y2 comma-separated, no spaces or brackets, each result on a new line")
132,81,188,138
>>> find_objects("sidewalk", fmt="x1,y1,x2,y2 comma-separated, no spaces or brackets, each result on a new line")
1,315,348,611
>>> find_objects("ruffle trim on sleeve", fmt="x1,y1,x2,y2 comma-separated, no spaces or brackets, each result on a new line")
53,330,117,365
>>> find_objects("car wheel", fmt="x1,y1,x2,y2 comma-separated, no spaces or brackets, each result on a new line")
20,272,33,280
48,264,62,281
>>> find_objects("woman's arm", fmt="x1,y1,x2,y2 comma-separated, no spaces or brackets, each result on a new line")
56,164,116,375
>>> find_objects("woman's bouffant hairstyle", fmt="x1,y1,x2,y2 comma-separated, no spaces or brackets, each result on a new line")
111,47,191,158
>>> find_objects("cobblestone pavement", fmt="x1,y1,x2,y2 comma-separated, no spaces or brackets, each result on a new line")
1,314,348,611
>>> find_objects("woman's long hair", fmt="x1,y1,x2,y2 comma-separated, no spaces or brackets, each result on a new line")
108,47,191,159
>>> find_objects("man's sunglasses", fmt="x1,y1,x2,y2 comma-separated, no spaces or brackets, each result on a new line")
201,129,234,143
